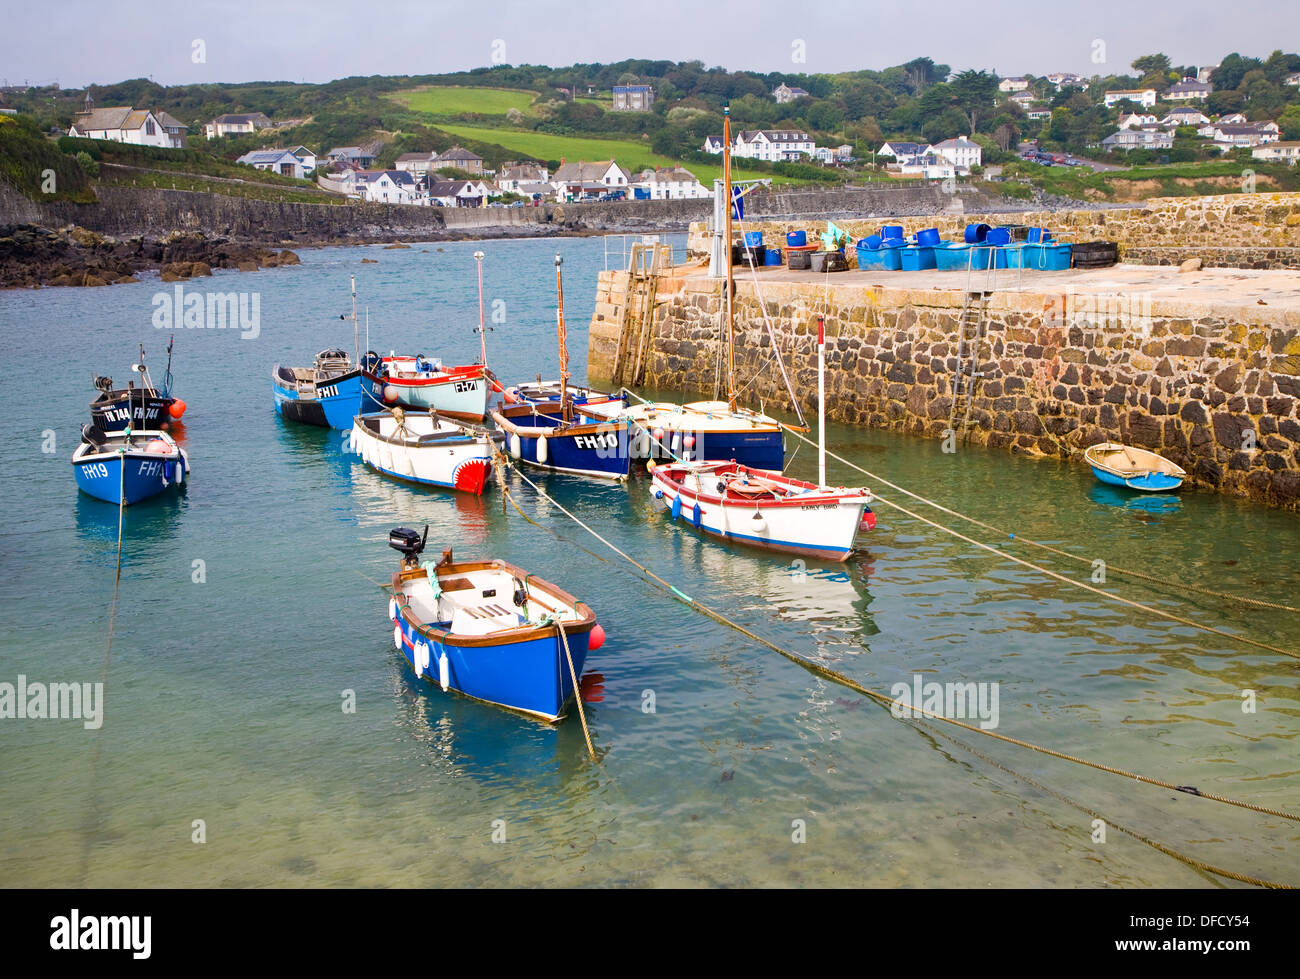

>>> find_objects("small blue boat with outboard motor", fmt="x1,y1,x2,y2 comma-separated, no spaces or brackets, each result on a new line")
72,425,190,505
386,527,606,723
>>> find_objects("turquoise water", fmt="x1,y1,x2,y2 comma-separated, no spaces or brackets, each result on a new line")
1,235,1297,888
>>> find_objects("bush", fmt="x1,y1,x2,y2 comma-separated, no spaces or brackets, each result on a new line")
75,151,99,176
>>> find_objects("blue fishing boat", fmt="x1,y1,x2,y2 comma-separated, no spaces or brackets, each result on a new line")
272,277,366,428
489,255,632,480
386,528,606,723
72,426,190,505
272,347,365,429
1084,442,1186,492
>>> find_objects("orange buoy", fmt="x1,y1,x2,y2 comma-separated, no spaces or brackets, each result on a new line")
503,390,518,405
169,399,187,419
588,623,606,651
684,435,696,449
146,439,171,455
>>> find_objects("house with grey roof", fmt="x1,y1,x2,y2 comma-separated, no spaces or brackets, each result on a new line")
326,146,376,167
1164,78,1212,101
433,146,484,174
236,146,316,180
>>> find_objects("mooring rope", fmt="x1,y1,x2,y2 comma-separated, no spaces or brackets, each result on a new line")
915,717,1294,889
497,459,1300,828
554,618,597,761
779,425,1300,660
784,425,1300,615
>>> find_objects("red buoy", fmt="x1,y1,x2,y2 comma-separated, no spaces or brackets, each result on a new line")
861,510,877,531
503,390,518,404
588,623,606,651
169,399,187,419
684,435,696,449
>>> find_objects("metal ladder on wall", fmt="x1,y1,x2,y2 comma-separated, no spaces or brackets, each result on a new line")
948,288,993,441
611,243,666,388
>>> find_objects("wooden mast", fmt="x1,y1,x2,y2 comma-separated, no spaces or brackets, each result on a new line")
724,104,736,413
555,254,571,423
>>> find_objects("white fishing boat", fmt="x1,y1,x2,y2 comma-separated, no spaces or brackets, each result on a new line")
349,408,501,495
648,460,874,561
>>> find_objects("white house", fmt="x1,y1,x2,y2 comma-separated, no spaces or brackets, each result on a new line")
1117,112,1159,130
427,179,484,207
204,112,272,139
1046,72,1087,90
998,76,1030,93
1161,107,1209,128
877,141,929,160
1103,88,1158,109
702,135,725,154
1218,112,1248,124
1165,78,1211,101
395,152,435,175
1101,129,1173,151
68,101,176,148
364,170,422,204
496,164,550,193
236,146,315,179
931,136,982,172
896,153,954,179
772,83,810,103
1252,141,1300,164
1026,106,1052,121
551,160,630,198
1286,72,1300,87
1009,91,1036,107
631,166,710,199
1205,122,1280,147
732,130,816,162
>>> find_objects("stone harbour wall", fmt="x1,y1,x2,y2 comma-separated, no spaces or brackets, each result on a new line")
588,269,1300,509
688,192,1300,270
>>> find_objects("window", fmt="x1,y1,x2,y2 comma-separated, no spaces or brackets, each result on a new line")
146,120,155,135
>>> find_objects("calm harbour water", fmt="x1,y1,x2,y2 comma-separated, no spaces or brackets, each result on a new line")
1,234,1297,888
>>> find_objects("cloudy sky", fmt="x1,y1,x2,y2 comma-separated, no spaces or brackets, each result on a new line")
4,0,1297,88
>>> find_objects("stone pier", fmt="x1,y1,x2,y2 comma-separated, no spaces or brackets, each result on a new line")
588,256,1300,509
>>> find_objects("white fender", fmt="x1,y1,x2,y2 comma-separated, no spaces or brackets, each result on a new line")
388,597,398,621
510,432,521,458
536,434,548,465
393,623,403,650
416,641,429,675
751,511,768,534
670,431,681,453
438,652,450,692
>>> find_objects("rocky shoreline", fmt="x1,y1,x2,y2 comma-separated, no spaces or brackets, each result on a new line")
0,224,313,289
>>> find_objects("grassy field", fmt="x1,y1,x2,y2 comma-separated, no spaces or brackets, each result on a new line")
434,123,812,185
389,86,539,116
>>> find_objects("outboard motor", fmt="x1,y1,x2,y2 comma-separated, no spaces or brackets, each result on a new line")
388,525,428,565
